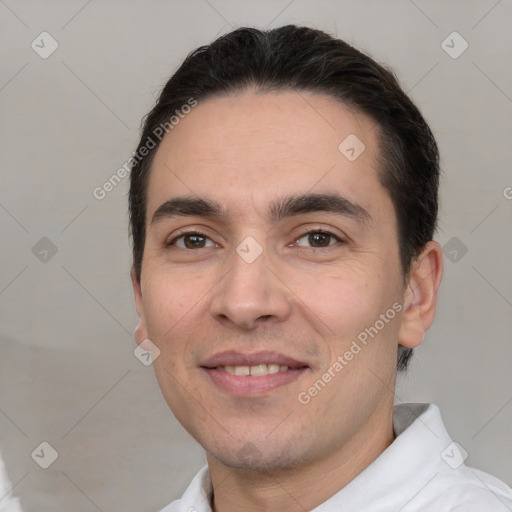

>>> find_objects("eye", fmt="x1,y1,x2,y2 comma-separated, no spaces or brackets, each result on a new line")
167,231,216,249
295,230,343,248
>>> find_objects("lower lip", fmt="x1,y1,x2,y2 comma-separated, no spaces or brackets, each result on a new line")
202,367,308,396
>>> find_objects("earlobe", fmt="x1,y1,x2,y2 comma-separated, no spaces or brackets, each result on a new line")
397,241,444,349
134,316,149,346
131,267,148,346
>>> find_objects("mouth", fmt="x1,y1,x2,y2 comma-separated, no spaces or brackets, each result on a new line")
200,350,310,396
217,363,293,376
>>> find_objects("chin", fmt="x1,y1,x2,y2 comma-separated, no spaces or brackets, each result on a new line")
207,438,307,473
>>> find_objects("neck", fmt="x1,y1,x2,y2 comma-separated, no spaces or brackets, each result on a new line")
207,403,396,512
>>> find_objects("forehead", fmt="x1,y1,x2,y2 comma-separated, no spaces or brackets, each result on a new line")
146,89,391,224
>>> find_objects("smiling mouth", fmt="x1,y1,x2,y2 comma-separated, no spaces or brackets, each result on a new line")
200,352,310,395
216,364,294,376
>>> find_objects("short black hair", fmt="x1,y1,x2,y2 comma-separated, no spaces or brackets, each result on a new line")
129,25,440,372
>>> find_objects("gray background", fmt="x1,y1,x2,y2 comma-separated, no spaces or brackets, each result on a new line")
0,0,511,510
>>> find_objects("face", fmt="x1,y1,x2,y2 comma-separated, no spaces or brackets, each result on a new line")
132,89,414,472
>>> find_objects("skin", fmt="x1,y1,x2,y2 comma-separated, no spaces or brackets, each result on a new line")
131,89,443,511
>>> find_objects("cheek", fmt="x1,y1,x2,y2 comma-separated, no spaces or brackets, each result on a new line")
288,261,402,365
141,270,206,348
289,262,385,328
141,271,209,418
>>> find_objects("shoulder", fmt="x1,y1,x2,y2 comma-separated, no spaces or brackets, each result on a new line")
158,501,187,512
417,465,512,511
159,498,204,512
158,465,211,512
393,404,512,510
0,451,23,512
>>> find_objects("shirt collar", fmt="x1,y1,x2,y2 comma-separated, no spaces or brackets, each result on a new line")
170,403,451,511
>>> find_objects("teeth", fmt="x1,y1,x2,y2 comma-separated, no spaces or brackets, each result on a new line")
234,366,250,376
221,364,290,377
250,364,267,377
267,364,280,374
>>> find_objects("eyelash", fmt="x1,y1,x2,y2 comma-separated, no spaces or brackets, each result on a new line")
296,229,345,248
166,229,345,250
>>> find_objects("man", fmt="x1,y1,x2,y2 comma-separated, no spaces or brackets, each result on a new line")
129,25,512,511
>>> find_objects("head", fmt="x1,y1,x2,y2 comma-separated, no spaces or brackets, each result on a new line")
129,26,443,472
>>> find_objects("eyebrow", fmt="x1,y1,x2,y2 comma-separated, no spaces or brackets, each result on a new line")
150,192,372,227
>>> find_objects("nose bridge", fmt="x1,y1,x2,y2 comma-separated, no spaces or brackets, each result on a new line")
210,237,290,329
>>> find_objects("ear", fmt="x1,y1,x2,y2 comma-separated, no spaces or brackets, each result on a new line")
131,267,148,346
398,241,444,349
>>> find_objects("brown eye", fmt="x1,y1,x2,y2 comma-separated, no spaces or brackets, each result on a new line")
295,230,342,248
168,232,215,249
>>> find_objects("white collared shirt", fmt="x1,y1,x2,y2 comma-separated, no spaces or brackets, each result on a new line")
160,403,512,511
0,451,22,512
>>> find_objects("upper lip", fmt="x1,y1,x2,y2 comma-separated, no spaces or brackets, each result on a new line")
200,350,309,369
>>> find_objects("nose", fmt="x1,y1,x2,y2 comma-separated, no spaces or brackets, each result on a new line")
209,242,292,331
